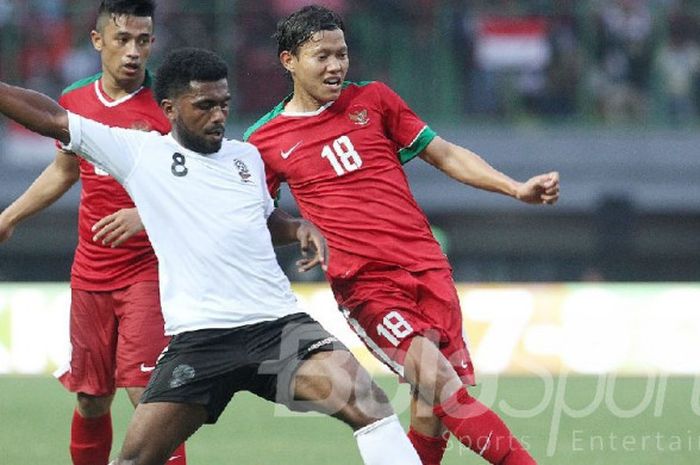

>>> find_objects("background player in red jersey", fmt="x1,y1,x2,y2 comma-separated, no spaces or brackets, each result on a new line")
246,6,560,465
0,2,186,464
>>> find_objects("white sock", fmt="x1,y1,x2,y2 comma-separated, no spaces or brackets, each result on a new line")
354,414,421,465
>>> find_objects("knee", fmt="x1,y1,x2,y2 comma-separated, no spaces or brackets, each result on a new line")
342,379,394,429
404,338,462,405
357,379,394,418
76,393,113,418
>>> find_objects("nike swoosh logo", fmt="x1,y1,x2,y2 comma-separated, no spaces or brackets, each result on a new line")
460,360,469,369
140,363,156,372
168,455,182,462
281,141,303,159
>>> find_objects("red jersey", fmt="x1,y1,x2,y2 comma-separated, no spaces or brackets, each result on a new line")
246,81,449,281
59,72,170,291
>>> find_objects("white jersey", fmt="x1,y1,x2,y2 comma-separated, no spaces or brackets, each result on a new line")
65,112,303,335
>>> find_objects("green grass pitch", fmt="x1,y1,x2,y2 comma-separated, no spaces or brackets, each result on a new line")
1,375,698,464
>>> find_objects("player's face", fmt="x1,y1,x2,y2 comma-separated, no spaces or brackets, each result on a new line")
282,28,349,110
91,14,154,92
165,79,230,155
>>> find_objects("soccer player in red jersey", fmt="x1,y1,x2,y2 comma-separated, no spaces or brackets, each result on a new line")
0,2,186,464
246,6,560,465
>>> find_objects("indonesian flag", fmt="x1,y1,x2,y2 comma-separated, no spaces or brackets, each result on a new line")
475,17,551,71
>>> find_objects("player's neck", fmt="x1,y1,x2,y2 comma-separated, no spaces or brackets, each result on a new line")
99,74,145,100
285,92,330,114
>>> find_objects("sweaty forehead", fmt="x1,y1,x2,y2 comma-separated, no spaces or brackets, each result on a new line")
101,14,153,34
302,29,347,52
186,79,230,99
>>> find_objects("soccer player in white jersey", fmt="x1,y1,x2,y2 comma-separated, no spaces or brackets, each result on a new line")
0,48,422,465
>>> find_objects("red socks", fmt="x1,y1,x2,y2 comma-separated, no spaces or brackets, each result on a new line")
70,410,112,465
433,389,536,465
168,443,187,465
69,410,187,465
408,427,448,465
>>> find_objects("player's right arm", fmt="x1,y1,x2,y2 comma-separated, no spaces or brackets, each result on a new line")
0,149,79,243
0,81,145,183
0,81,70,144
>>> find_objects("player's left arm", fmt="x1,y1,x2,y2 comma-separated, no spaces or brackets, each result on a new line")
419,136,560,205
92,208,145,248
267,209,329,272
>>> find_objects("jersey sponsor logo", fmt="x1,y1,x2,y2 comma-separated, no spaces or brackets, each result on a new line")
280,140,303,159
348,106,370,126
234,159,253,183
140,363,156,373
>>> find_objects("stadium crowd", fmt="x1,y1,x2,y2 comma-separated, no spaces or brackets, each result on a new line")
0,0,699,125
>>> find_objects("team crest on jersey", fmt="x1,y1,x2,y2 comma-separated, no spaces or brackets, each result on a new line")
348,106,370,126
234,159,253,183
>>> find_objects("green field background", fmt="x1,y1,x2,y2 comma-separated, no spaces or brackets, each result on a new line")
1,375,698,464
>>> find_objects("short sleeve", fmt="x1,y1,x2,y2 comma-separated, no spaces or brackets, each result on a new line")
376,82,437,164
250,145,275,218
64,111,150,183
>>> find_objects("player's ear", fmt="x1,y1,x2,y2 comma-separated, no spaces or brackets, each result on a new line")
280,51,295,74
160,99,176,120
90,30,103,52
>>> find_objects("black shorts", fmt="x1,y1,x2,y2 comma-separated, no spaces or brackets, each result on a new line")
140,312,348,423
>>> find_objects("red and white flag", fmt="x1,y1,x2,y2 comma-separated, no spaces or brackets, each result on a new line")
475,17,551,71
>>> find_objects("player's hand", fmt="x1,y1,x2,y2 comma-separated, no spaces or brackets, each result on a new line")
516,171,560,205
295,221,329,273
0,214,15,243
92,208,145,248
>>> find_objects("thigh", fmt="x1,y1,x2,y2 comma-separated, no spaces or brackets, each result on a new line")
119,401,206,465
291,350,393,428
245,313,349,410
113,281,169,388
335,270,434,379
140,329,250,424
57,289,118,396
416,269,475,385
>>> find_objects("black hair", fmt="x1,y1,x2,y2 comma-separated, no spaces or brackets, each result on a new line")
154,47,228,102
96,0,156,30
274,5,345,56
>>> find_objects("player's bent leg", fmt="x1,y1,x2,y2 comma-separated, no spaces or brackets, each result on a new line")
114,402,206,465
292,350,392,427
409,392,449,465
291,350,422,465
123,386,188,465
76,392,115,417
71,393,115,465
404,336,537,465
125,386,146,408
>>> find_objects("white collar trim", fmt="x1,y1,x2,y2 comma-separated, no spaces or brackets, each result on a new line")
281,100,335,117
94,79,143,108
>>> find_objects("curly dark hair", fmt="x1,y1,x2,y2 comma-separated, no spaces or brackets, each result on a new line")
274,5,345,56
96,0,156,30
154,47,228,102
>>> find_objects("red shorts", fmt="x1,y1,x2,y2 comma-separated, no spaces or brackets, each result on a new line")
56,281,169,396
332,267,475,385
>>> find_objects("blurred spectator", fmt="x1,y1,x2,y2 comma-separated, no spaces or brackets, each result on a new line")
655,5,700,125
2,0,700,126
590,0,655,123
270,0,348,16
232,0,288,117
